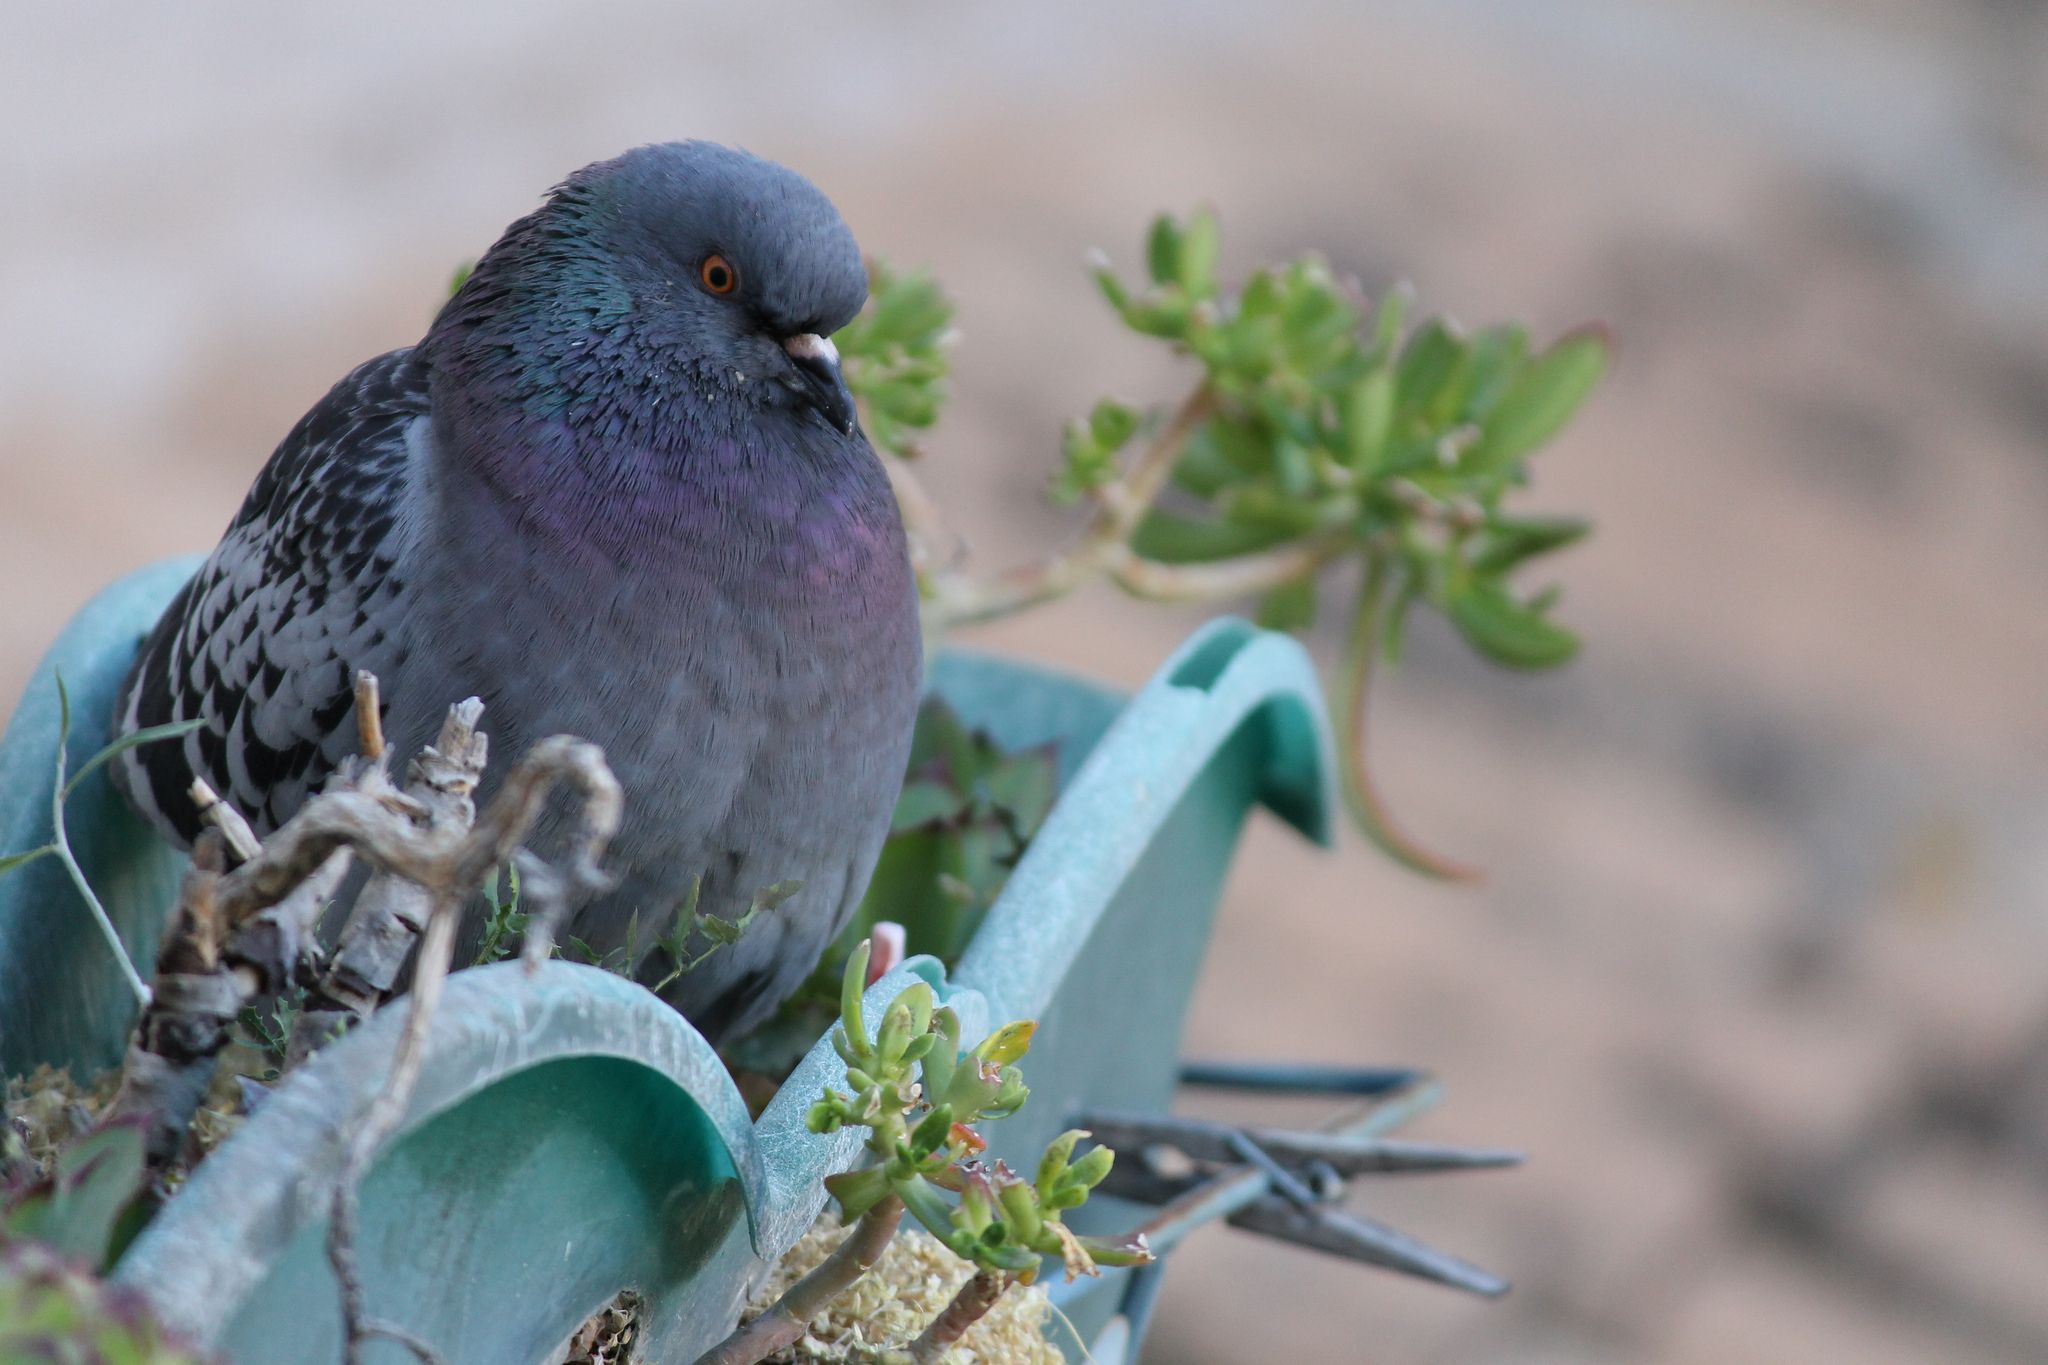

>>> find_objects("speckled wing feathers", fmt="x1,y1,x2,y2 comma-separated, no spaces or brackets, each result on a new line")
113,349,427,844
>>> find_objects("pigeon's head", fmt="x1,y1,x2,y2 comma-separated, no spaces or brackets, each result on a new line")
445,141,870,437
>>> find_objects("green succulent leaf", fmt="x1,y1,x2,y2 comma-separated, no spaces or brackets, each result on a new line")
1145,216,1183,287
1036,1129,1083,1190
1255,576,1318,634
1130,511,1297,565
997,1179,1045,1242
838,261,955,458
823,1166,894,1221
1076,1232,1155,1268
1062,1142,1115,1194
1447,580,1581,669
1178,210,1220,298
1464,328,1608,476
1470,515,1592,575
894,1172,959,1244
1339,366,1396,475
973,1020,1036,1067
909,1104,956,1159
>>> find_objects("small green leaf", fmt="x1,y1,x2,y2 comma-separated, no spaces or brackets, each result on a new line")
894,1172,959,1242
1470,515,1592,575
1145,216,1183,286
1093,263,1131,317
1395,319,1464,416
919,1007,960,1100
841,941,872,1046
0,845,55,875
1447,581,1581,669
998,1178,1045,1242
1087,399,1140,451
1178,209,1220,298
892,778,966,831
1122,295,1193,340
1220,485,1328,537
1463,323,1530,418
1076,1232,1154,1267
61,717,207,799
1036,1129,1083,1189
973,1019,1037,1066
1339,366,1396,475
824,1166,892,1219
983,750,1056,833
909,1104,956,1158
750,879,805,914
1372,284,1412,355
1062,1142,1115,1193
1255,577,1317,633
1130,512,1295,565
1464,328,1608,475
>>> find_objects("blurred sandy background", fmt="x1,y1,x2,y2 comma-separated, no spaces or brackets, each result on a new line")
5,2,2048,1361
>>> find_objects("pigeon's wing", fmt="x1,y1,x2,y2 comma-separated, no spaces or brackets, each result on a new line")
113,348,430,844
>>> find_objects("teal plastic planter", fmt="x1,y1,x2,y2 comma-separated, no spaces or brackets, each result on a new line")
0,562,1335,1363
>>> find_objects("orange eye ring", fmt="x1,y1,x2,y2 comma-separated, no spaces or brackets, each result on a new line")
700,254,738,295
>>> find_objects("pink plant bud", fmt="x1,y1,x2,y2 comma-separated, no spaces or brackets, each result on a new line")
867,922,906,984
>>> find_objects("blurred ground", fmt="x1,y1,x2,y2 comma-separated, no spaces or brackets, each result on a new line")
4,2,2047,1361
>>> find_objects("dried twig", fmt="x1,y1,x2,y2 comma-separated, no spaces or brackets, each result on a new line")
103,834,234,1165
103,822,354,1171
353,671,386,761
288,701,486,1061
320,723,620,1365
93,670,620,1364
189,778,260,862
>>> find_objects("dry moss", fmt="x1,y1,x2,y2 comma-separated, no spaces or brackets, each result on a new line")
4,1051,262,1186
744,1212,1066,1364
4,1064,117,1173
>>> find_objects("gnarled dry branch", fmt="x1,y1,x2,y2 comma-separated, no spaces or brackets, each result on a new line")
94,672,622,1365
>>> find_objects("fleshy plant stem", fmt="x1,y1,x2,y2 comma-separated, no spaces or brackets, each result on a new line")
926,384,1218,627
906,1268,1012,1363
689,1196,906,1365
1335,558,1479,883
50,729,151,1010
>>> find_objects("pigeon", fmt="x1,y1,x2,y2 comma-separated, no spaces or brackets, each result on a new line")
110,141,924,1043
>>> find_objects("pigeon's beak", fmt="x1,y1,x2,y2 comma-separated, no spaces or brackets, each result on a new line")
783,333,858,436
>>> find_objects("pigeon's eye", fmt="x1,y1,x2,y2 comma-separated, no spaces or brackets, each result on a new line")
699,254,739,296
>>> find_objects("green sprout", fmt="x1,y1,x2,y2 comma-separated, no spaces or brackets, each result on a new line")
692,940,1149,1365
837,212,1608,879
645,877,802,992
837,261,954,461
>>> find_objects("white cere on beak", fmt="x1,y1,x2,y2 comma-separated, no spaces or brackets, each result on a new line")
783,333,840,366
